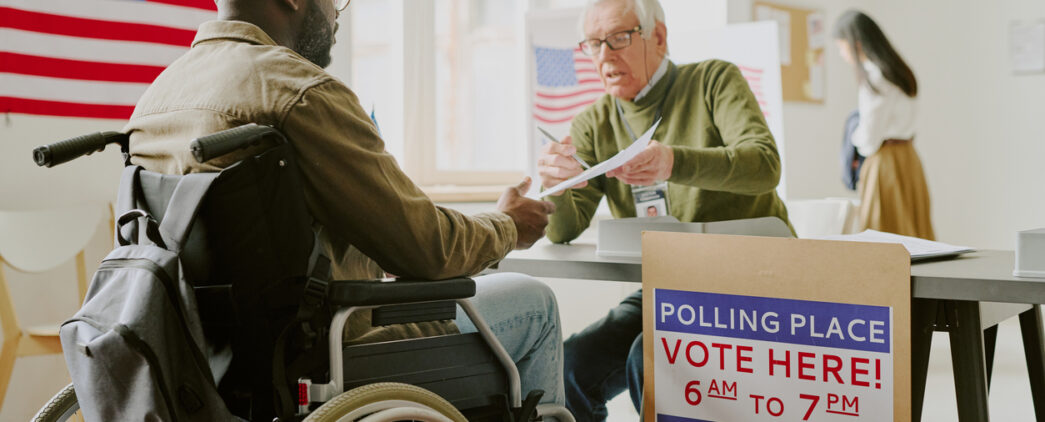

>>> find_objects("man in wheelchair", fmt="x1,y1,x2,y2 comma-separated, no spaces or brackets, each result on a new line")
114,0,565,420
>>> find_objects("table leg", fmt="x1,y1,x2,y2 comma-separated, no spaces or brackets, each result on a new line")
1019,305,1045,422
947,300,990,421
984,324,998,389
912,298,937,422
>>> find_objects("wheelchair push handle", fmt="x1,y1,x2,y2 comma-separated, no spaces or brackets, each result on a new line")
190,123,287,163
33,131,127,168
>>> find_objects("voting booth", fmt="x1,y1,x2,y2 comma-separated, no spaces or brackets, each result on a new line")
642,233,911,421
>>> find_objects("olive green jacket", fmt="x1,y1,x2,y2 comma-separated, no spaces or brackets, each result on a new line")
125,21,515,341
548,60,792,242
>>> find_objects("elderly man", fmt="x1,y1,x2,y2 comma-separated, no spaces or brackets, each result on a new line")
537,0,792,419
124,0,563,417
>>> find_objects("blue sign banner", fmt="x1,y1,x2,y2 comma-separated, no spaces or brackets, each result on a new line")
654,289,891,353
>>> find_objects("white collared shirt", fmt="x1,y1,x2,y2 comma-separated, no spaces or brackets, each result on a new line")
632,56,670,102
852,61,917,157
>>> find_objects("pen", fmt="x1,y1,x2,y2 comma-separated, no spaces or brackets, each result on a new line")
537,126,591,170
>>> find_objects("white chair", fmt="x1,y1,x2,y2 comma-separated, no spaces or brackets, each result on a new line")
0,203,110,412
784,198,858,238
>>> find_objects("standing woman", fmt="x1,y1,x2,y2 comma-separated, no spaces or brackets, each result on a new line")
835,10,935,240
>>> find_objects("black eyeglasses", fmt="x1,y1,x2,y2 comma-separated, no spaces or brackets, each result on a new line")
578,26,642,56
334,0,350,12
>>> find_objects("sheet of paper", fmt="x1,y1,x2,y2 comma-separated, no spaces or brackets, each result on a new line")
536,118,662,198
813,229,975,261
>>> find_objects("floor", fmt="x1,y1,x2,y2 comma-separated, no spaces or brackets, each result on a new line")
1,277,1040,421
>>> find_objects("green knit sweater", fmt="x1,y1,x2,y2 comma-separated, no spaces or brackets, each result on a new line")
547,59,792,243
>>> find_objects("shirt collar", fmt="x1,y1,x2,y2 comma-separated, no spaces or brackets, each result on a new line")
191,20,279,48
862,60,884,83
632,56,670,102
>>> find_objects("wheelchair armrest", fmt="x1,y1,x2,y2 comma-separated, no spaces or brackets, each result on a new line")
326,277,476,307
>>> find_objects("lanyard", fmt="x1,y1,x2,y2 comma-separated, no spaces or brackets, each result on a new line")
615,98,663,142
614,68,675,142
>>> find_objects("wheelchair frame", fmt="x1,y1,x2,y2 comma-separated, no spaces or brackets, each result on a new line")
311,299,521,407
31,124,572,422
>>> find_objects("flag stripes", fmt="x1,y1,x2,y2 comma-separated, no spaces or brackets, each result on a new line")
533,46,604,126
0,0,216,120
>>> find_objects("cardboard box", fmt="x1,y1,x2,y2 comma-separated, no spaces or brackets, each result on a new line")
642,232,912,421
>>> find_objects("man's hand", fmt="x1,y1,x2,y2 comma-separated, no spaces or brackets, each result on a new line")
606,140,674,186
537,135,588,195
497,177,556,249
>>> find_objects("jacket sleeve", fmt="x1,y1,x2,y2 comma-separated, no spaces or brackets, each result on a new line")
280,79,516,279
667,62,781,195
545,113,604,244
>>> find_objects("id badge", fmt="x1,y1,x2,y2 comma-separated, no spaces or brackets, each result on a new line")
632,182,670,217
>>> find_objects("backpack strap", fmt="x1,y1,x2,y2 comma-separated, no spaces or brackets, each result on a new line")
116,165,143,216
158,172,219,253
114,166,169,248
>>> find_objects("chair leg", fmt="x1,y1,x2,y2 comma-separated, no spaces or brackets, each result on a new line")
75,251,88,305
0,334,20,411
1019,305,1045,422
947,300,990,421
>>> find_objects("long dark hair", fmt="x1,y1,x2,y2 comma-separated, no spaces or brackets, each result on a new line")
833,10,917,97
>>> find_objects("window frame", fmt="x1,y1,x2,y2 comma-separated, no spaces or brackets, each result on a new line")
349,0,531,197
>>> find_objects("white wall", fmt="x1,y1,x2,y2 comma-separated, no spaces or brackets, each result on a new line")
0,115,124,211
1,0,1044,418
729,0,1045,249
873,0,1045,249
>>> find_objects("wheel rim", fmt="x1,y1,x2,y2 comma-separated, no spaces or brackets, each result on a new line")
355,405,455,422
333,399,452,422
304,382,466,422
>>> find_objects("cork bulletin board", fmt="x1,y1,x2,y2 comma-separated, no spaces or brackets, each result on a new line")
753,2,826,103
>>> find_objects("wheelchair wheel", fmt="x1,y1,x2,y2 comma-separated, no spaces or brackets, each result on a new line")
32,383,81,422
304,382,467,422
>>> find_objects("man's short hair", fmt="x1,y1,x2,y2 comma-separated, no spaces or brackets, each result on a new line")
577,0,666,40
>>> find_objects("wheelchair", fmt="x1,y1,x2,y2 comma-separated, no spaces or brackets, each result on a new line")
30,124,573,422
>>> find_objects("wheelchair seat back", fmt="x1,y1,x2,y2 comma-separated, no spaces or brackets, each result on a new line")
127,139,325,420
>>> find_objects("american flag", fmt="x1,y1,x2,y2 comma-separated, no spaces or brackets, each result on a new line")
0,0,216,120
738,64,770,119
532,46,604,126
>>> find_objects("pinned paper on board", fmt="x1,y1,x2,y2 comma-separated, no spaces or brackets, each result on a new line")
1010,21,1045,73
753,2,825,103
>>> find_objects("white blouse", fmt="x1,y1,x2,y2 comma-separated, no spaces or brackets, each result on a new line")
852,61,917,157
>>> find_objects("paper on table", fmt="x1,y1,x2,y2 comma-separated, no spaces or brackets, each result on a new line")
536,118,662,198
813,229,975,261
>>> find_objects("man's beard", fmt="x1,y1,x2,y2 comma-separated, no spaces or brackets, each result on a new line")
294,4,334,68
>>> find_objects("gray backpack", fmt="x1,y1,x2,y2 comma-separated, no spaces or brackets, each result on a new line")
59,166,238,421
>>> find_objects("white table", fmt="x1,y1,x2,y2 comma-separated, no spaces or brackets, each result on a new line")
490,237,1045,421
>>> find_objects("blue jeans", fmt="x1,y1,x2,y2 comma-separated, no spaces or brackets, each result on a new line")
455,272,565,406
563,289,645,422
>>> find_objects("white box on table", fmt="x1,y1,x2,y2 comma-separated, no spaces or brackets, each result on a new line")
1015,228,1045,277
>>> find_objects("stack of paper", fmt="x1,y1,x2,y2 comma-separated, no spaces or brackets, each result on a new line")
813,230,975,261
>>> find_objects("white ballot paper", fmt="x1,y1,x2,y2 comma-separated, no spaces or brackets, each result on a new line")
536,118,662,198
814,229,975,261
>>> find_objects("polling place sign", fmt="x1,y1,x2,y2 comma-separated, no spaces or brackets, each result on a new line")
642,232,910,421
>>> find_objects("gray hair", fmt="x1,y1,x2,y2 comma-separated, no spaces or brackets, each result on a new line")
577,0,666,41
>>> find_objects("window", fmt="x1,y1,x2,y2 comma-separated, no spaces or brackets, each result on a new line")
337,0,589,199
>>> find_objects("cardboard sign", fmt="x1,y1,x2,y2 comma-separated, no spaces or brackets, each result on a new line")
642,232,910,421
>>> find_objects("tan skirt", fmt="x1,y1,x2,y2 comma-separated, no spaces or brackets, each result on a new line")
857,141,935,240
